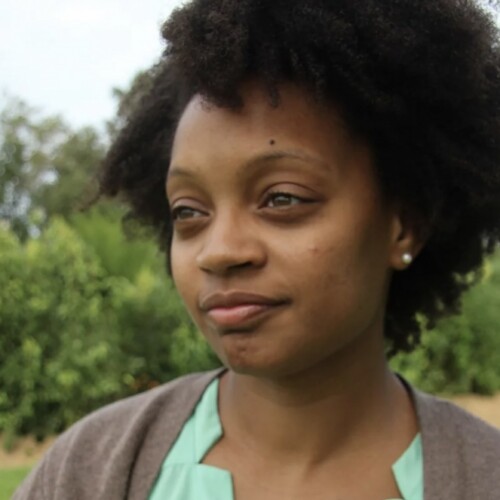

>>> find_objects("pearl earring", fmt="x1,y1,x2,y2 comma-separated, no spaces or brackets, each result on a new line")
402,253,413,265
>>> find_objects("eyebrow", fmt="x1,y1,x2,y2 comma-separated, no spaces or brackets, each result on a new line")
167,149,331,180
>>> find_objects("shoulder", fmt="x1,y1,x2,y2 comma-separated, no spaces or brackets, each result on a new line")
412,386,500,496
52,369,221,454
71,369,221,431
13,369,223,500
415,388,500,449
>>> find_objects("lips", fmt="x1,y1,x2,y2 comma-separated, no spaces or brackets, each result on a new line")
199,291,289,330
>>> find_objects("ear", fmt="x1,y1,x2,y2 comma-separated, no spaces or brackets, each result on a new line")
388,209,427,271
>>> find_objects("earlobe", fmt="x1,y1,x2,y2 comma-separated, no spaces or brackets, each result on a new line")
389,212,424,271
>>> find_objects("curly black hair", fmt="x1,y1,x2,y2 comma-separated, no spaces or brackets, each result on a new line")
99,0,500,354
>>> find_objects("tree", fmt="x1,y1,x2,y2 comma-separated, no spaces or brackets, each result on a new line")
0,97,105,239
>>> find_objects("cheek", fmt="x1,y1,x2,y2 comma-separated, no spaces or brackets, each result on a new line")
304,245,354,314
295,231,389,330
170,246,198,315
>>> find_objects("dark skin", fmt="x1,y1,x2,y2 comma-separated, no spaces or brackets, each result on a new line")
167,82,422,499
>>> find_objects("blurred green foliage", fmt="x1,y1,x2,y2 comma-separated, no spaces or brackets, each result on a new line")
0,90,221,441
0,98,104,240
0,218,218,443
391,254,500,395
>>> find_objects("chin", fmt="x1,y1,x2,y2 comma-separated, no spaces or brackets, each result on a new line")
226,362,293,379
221,347,307,379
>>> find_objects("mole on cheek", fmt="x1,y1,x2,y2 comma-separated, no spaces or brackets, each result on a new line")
269,139,276,146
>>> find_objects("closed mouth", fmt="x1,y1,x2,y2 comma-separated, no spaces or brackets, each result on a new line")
199,291,290,331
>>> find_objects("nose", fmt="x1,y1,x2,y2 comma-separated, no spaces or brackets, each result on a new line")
196,210,266,275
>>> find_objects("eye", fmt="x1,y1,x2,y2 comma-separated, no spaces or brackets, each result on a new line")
171,205,206,221
264,191,309,208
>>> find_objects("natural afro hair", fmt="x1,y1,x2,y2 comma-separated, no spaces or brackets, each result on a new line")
99,0,500,354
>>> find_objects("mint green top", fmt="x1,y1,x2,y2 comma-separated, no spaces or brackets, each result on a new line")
149,379,423,500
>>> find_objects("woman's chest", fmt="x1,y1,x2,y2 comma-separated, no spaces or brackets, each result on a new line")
202,437,404,500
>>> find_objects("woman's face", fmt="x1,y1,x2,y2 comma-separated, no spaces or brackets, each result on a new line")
167,82,407,378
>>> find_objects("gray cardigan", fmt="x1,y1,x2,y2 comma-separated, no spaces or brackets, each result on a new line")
13,369,500,499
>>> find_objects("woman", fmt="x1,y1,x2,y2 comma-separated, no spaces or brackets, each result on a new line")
15,0,500,499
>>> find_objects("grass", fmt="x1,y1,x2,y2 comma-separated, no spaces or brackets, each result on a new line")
0,467,31,499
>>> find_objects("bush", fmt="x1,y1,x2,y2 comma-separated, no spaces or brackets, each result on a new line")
391,252,500,395
0,219,217,441
0,220,123,439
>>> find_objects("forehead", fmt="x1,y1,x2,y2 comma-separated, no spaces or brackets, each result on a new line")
170,82,355,168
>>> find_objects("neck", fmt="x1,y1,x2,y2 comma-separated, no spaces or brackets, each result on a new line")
218,330,417,467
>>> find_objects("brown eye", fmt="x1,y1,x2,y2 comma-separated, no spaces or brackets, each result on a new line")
265,192,307,208
171,206,206,221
